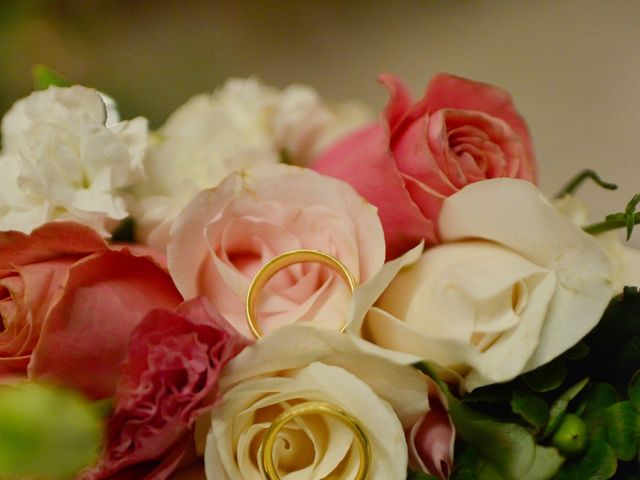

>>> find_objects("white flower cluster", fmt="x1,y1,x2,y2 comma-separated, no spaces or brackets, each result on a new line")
132,78,373,248
0,86,147,236
0,80,371,242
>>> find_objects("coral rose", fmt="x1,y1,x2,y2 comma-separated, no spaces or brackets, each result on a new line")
312,73,536,259
83,297,249,480
0,221,182,397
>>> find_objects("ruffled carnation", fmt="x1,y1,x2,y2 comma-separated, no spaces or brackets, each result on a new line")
83,297,249,480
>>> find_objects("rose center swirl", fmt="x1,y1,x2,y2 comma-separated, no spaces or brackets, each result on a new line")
259,401,372,480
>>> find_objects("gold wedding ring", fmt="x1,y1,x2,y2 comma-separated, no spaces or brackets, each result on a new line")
259,401,372,480
245,249,357,339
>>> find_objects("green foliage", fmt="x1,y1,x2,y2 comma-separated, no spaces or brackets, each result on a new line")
554,169,618,198
553,439,617,480
511,390,549,433
32,64,72,90
543,378,589,438
582,287,640,388
604,401,640,461
413,284,640,479
0,382,102,479
407,470,440,480
522,358,568,393
629,371,640,411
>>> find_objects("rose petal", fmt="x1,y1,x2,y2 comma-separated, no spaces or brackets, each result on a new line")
29,249,182,398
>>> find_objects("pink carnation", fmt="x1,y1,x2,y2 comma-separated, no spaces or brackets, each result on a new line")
83,297,250,480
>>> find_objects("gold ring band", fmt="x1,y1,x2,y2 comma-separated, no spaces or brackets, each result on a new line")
259,401,372,480
245,249,357,339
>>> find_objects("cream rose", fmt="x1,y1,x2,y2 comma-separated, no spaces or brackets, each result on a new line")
204,324,429,480
350,179,613,390
167,164,385,339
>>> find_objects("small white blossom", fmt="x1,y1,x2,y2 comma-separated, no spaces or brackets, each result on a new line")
132,78,372,249
0,85,148,236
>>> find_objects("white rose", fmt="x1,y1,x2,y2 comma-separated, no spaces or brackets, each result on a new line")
204,324,429,480
350,179,613,391
131,78,372,250
0,86,148,236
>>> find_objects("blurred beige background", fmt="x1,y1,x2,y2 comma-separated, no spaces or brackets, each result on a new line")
1,0,639,241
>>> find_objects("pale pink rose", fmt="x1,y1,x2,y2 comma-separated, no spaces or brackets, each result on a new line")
0,221,183,398
82,297,249,480
167,164,385,338
408,378,455,479
312,73,536,259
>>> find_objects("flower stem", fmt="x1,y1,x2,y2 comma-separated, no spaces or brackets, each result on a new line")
555,169,618,198
583,212,640,235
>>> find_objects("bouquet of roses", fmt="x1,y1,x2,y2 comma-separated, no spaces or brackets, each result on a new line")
0,66,638,480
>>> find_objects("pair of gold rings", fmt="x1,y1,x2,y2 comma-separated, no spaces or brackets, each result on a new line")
246,250,370,479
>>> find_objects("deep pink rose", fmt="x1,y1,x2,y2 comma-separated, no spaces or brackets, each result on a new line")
312,73,536,259
408,378,455,479
83,297,249,480
0,222,182,398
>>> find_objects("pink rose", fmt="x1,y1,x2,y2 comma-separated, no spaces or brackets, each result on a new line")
408,378,455,479
0,222,182,398
312,73,536,259
83,297,249,480
167,164,385,338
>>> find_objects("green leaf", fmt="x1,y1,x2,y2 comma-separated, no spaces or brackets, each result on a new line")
629,370,640,411
584,289,640,388
32,64,72,90
450,444,504,480
0,382,102,479
463,382,514,404
582,382,619,440
625,193,640,241
523,445,565,480
554,438,617,480
511,390,550,432
407,470,440,480
564,341,590,360
522,357,568,393
604,401,640,461
448,401,563,479
543,378,589,438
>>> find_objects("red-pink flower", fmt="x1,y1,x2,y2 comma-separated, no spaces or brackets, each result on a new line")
0,221,182,398
408,378,455,479
83,297,250,480
312,73,536,259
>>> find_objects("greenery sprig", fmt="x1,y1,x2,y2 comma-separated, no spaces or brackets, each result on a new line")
583,193,640,240
554,169,618,198
413,286,640,480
